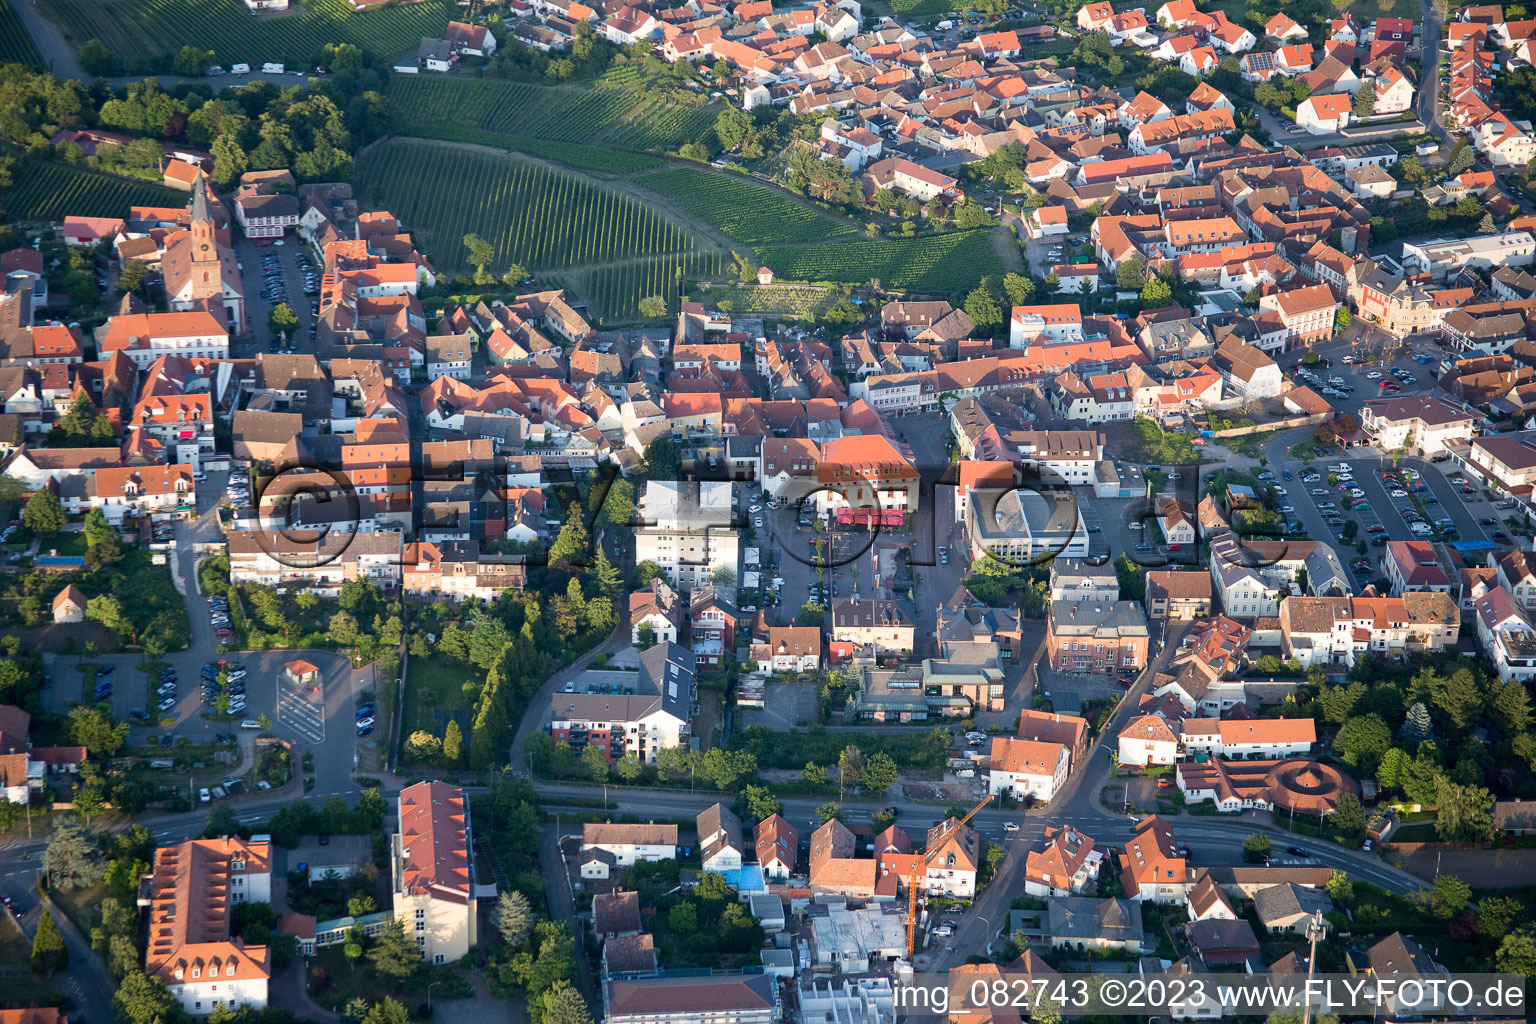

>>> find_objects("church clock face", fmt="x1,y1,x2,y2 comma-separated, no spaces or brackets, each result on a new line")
200,243,210,252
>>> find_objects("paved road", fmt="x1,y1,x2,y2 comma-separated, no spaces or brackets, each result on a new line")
1419,0,1450,148
13,0,312,91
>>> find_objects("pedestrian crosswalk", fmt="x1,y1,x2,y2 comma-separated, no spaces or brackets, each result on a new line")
277,686,325,744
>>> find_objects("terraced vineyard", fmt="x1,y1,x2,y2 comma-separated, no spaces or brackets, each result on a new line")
1,160,183,220
385,68,720,166
356,139,696,274
756,230,1003,296
0,0,44,68
580,252,729,322
636,168,854,246
35,0,449,71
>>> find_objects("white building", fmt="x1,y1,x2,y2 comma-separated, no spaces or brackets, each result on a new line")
634,480,739,590
1402,232,1536,280
1359,394,1476,455
986,737,1071,802
391,781,481,965
144,837,273,1016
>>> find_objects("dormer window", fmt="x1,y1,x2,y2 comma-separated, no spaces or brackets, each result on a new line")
191,968,200,979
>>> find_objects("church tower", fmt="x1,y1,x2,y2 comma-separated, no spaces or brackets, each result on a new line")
188,173,221,294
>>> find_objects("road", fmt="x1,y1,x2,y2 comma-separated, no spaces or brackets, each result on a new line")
1418,0,1450,148
12,0,317,91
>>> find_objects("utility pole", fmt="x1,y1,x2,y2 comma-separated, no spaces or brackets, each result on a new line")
1301,909,1325,1024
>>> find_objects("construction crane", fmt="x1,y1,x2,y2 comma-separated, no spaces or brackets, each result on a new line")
906,794,993,961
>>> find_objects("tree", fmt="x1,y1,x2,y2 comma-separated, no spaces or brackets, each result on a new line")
1450,141,1475,174
815,802,843,824
1329,792,1367,838
955,203,994,229
1140,276,1172,307
268,302,299,340
1399,156,1426,182
361,1000,410,1024
1480,894,1522,942
113,970,181,1024
210,134,248,188
1433,668,1484,732
174,45,215,76
1375,746,1409,792
1241,832,1271,863
837,745,865,796
1001,272,1035,306
503,263,528,289
669,901,698,934
44,819,105,890
367,921,421,980
495,890,533,948
1335,306,1352,331
1496,926,1536,977
1433,777,1495,844
738,784,782,823
861,751,899,795
1116,258,1146,291
30,910,68,974
1353,82,1375,117
1324,870,1354,906
964,286,1002,329
1331,713,1392,774
1479,212,1497,234
714,108,753,151
802,761,824,785
1401,701,1433,744
329,610,359,646
69,705,128,755
77,39,119,77
1318,681,1366,724
21,490,65,536
582,743,610,787
1492,678,1533,734
538,982,594,1024
441,719,462,765
463,233,496,285
638,295,667,318
1424,873,1472,920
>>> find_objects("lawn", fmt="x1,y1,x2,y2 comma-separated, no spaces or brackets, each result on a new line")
636,167,854,245
400,656,475,740
1117,416,1203,466
755,229,1002,297
35,0,450,73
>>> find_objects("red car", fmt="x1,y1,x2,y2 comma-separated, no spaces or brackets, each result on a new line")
1165,543,1182,552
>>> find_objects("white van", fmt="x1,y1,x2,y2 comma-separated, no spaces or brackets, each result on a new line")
262,62,285,74
231,63,251,74
239,719,261,730
149,760,174,769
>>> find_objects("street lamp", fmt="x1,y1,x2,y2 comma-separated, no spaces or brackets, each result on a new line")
427,982,442,1012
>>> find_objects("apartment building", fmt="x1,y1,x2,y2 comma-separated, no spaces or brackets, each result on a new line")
986,737,1071,802
1474,585,1536,682
1279,592,1461,668
1257,285,1339,344
1119,815,1192,903
604,974,778,1024
1046,600,1150,673
391,781,479,965
226,528,403,593
1145,570,1213,619
1359,394,1477,455
1461,430,1536,496
966,486,1090,564
828,598,915,653
143,837,273,1016
1024,826,1103,897
633,480,739,590
548,642,696,763
1049,558,1120,602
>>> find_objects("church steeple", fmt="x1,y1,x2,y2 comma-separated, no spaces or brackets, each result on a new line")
190,172,216,254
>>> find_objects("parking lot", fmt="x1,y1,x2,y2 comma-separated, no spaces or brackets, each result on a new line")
1021,232,1094,278
235,240,320,354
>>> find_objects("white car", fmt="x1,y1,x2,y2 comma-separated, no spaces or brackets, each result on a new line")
748,504,762,513
1280,506,1294,513
1002,822,1020,832
1366,371,1382,379
1391,488,1408,497
199,787,211,803
753,517,763,528
1128,521,1143,530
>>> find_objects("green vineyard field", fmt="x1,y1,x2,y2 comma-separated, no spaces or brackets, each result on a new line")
0,0,44,68
636,167,853,246
756,230,1002,295
580,252,728,323
1,160,184,220
355,138,695,274
385,69,720,164
35,0,449,71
